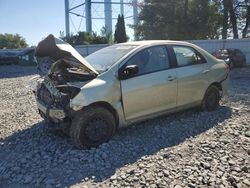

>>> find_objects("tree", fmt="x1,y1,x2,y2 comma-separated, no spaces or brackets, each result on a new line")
114,14,127,43
222,0,229,38
60,30,110,46
241,0,250,38
228,0,239,38
135,0,222,40
100,26,113,43
242,5,250,37
220,0,250,39
0,33,28,49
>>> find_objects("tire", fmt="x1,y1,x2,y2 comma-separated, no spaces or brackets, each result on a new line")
201,85,220,112
70,106,116,148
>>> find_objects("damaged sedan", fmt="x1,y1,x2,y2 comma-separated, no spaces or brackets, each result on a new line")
34,35,229,148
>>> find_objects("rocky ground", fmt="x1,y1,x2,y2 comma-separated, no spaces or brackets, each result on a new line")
0,65,249,188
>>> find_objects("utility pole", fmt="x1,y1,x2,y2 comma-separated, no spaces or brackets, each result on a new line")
120,0,124,16
133,0,138,39
65,0,70,37
85,0,92,33
104,0,112,35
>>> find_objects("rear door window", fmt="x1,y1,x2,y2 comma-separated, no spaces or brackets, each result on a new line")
173,46,206,67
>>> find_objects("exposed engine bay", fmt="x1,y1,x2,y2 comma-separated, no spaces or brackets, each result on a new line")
35,58,96,124
33,34,98,126
48,58,96,84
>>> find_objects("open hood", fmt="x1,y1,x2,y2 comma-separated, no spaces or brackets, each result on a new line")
35,34,98,75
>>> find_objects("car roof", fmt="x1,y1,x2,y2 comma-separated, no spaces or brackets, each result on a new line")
115,40,192,47
112,40,215,61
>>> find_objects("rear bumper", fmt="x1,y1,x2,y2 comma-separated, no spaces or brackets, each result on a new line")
36,99,66,120
221,75,230,96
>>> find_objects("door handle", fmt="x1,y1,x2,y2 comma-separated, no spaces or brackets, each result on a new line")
167,76,176,81
203,70,210,74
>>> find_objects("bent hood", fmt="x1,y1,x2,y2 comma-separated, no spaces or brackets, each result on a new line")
35,34,98,75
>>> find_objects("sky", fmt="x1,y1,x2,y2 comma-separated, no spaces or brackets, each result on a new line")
0,0,65,46
0,0,137,46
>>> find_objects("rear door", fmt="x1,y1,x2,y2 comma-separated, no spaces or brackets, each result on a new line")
120,45,177,121
171,45,209,107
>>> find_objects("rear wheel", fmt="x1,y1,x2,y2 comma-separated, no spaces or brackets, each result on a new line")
70,106,116,148
201,85,220,112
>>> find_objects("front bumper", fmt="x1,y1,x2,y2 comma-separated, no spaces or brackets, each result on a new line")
36,99,66,120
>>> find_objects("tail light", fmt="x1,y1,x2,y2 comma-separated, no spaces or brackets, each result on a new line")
224,62,230,74
215,51,221,59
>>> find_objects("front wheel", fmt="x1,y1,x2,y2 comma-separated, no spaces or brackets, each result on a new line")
70,106,116,148
201,85,220,112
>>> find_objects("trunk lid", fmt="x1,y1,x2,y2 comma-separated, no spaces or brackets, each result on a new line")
35,34,98,76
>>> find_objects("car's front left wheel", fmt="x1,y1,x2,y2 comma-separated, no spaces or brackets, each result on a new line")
70,106,116,148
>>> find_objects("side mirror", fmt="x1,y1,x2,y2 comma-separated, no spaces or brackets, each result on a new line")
119,65,139,80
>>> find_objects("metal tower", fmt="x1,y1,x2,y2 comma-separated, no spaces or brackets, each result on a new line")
64,0,140,38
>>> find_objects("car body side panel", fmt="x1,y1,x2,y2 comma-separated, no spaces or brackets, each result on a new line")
35,40,231,132
173,45,229,107
70,72,121,111
70,41,227,126
205,60,229,94
175,64,209,107
69,42,229,128
120,69,177,121
69,70,128,127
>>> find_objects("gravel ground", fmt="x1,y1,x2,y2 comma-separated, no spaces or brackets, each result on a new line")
0,65,249,188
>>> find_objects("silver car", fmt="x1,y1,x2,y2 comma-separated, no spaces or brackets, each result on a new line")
34,35,229,148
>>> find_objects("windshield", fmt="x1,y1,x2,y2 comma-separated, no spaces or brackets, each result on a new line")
85,44,138,73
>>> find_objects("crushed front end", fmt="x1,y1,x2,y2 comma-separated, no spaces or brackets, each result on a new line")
34,58,97,130
36,77,70,127
33,34,98,130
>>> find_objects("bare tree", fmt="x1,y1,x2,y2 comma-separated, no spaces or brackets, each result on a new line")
222,0,239,39
228,0,239,38
222,0,229,39
242,1,250,37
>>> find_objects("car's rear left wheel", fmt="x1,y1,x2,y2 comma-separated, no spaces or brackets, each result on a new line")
201,85,220,112
70,106,116,148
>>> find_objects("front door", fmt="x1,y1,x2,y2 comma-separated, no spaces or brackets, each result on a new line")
120,46,177,121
